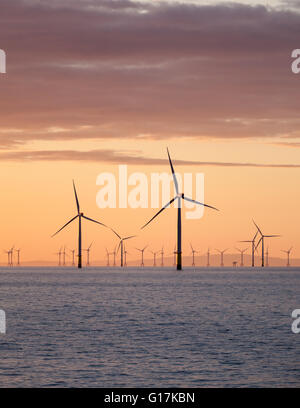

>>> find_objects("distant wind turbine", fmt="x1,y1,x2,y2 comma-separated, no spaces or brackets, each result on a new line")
239,230,258,267
111,229,136,267
54,247,62,266
216,248,228,267
253,220,281,267
235,247,248,267
281,246,293,267
136,246,148,267
265,247,269,267
190,243,199,266
68,248,75,266
15,248,21,266
124,245,129,266
160,246,164,267
206,248,210,267
110,246,117,266
105,248,110,266
62,246,68,266
150,249,159,267
141,148,218,270
84,242,93,266
4,246,13,266
52,181,107,268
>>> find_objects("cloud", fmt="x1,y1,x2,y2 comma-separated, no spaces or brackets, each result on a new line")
1,148,300,167
0,0,300,149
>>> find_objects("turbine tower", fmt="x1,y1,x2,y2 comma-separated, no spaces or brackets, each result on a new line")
239,230,258,267
281,247,292,267
14,248,21,266
84,242,93,266
253,220,280,267
206,248,210,267
62,246,67,266
190,243,199,266
136,246,148,267
4,247,13,267
235,247,248,267
52,181,107,268
124,245,129,266
150,250,159,267
265,247,269,267
110,229,135,267
160,246,164,267
141,148,218,270
105,248,110,266
216,248,228,267
55,247,62,266
69,248,75,266
111,246,117,266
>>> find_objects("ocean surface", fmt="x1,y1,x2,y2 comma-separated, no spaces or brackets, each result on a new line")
0,267,299,388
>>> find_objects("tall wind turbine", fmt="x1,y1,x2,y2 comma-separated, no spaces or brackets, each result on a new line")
190,243,199,266
136,246,148,267
239,230,258,267
206,248,210,267
253,220,281,267
216,248,228,267
84,242,93,266
111,229,136,267
281,246,292,267
235,247,248,267
52,181,107,268
141,148,218,270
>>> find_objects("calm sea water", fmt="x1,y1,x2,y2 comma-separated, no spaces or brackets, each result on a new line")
0,267,299,387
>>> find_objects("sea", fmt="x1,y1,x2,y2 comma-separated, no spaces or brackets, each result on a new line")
0,267,299,387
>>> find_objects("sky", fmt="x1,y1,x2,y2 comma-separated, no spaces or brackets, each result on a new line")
0,0,300,265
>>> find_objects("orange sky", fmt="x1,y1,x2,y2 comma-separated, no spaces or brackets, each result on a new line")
0,0,300,265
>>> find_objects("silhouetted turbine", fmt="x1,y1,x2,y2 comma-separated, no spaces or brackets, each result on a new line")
141,148,218,270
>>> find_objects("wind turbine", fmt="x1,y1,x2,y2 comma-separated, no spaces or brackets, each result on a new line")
110,229,136,267
52,181,107,268
265,247,269,267
281,247,292,267
190,243,199,266
15,248,21,266
206,248,210,267
68,248,75,266
253,220,281,267
141,148,218,270
4,247,13,266
216,248,228,267
62,246,68,266
160,246,164,267
150,249,159,267
235,247,248,267
110,246,117,266
84,242,93,266
239,230,258,267
54,247,62,266
136,246,148,267
124,245,129,266
105,248,110,266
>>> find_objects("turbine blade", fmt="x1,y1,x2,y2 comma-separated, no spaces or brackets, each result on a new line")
167,147,179,194
183,196,219,211
255,236,262,250
116,241,121,255
82,215,107,228
52,215,78,237
110,228,121,240
253,219,262,235
88,241,93,249
73,180,80,213
264,235,281,238
141,196,177,229
123,235,136,241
